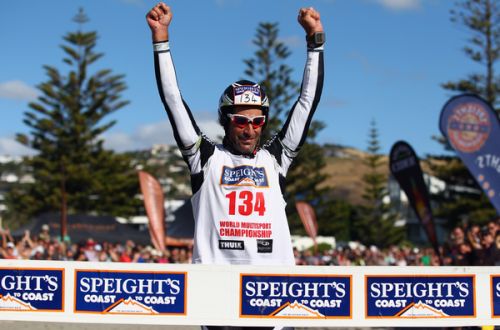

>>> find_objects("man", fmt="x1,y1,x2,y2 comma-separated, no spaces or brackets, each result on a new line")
146,3,324,265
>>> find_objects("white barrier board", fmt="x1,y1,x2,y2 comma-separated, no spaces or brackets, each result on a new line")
0,260,497,327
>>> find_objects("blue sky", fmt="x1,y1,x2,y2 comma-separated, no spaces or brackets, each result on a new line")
0,0,480,158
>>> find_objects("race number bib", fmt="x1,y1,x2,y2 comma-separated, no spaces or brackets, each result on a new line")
233,85,262,106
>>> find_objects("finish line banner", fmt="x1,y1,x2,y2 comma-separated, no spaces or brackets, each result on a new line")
0,260,497,327
439,93,500,214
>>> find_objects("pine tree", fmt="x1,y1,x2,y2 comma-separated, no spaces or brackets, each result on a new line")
355,120,404,248
444,0,500,108
243,22,338,236
243,22,300,141
317,196,359,242
5,8,140,226
431,0,499,226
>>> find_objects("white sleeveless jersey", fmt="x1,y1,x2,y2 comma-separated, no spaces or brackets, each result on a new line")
153,41,324,265
190,145,293,265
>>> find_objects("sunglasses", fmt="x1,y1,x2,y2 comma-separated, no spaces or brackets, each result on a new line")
227,114,266,128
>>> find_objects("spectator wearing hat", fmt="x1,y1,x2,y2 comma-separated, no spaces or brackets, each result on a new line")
2,242,18,259
39,224,51,242
30,245,45,260
154,249,170,264
77,238,99,262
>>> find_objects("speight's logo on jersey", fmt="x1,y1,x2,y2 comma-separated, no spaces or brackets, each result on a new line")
240,274,351,319
74,270,186,315
0,268,64,312
366,275,475,318
221,165,268,187
491,275,500,317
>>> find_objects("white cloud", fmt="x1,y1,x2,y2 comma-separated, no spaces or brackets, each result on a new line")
375,0,421,11
0,116,224,156
136,121,173,144
103,116,224,152
0,81,38,101
199,120,225,140
0,137,35,157
280,35,303,49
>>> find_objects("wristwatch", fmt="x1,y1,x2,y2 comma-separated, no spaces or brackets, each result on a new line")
306,32,325,48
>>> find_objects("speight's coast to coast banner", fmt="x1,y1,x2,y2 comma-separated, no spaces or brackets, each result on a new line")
389,141,441,262
366,275,475,318
240,274,352,319
0,267,64,312
439,94,500,214
0,260,497,327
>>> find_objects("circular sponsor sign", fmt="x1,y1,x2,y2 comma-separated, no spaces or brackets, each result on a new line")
447,102,491,153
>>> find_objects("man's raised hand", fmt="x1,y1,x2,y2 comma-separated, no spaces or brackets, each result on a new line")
298,7,324,36
146,2,172,42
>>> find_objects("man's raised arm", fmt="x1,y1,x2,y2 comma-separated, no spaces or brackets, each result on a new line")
275,7,325,161
146,3,201,151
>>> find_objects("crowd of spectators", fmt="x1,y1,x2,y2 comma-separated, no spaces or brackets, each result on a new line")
0,218,498,266
294,245,442,266
294,218,499,266
0,224,192,264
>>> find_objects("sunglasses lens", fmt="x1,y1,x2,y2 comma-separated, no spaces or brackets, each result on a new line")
232,116,249,127
252,117,265,127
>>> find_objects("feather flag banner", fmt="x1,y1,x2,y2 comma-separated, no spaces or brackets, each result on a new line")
138,171,166,252
295,201,318,247
389,141,442,264
439,94,500,215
